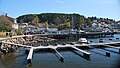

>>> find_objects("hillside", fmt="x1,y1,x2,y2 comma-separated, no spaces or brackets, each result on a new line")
17,13,116,29
0,15,14,32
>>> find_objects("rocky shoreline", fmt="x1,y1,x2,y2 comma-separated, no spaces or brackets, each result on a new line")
0,36,56,54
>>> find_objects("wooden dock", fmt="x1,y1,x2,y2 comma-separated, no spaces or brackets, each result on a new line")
34,32,115,39
53,49,64,62
101,45,120,53
71,46,90,58
0,39,120,64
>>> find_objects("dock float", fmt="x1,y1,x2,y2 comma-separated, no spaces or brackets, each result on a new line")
98,49,110,57
71,46,91,58
1,40,120,64
102,45,120,53
27,47,34,64
53,49,64,62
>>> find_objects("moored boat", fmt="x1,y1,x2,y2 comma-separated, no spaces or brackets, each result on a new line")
78,38,88,44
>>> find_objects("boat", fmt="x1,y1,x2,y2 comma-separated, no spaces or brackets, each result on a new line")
78,38,88,44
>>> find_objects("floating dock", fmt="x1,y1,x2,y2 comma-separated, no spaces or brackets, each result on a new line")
27,47,34,63
0,38,120,64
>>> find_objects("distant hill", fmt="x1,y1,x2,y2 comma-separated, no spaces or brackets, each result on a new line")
0,15,14,32
17,13,116,29
0,16,14,23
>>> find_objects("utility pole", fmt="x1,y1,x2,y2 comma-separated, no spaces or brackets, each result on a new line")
71,15,74,30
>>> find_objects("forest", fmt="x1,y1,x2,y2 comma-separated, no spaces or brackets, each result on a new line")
17,13,116,29
0,13,117,32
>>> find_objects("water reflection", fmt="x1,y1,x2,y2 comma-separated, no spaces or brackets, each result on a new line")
0,34,120,68
71,51,91,60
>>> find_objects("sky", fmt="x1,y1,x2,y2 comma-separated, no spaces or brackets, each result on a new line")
0,0,120,21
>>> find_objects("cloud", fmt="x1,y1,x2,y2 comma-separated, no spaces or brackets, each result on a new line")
55,0,64,3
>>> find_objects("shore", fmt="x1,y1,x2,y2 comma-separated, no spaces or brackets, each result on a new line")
0,35,56,54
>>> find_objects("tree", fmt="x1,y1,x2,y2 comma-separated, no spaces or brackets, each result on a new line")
65,19,71,28
16,28,23,35
31,16,39,26
0,16,13,32
45,21,49,29
79,16,85,29
17,13,116,29
0,22,12,32
65,21,71,28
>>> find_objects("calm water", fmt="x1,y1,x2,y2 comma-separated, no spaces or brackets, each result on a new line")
0,34,120,68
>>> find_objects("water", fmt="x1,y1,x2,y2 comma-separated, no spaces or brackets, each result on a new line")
0,34,120,68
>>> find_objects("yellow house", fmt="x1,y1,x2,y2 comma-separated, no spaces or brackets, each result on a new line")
0,32,10,37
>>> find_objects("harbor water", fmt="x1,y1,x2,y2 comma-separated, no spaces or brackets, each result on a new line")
0,34,120,68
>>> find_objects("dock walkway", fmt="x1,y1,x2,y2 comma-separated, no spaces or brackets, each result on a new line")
0,40,120,64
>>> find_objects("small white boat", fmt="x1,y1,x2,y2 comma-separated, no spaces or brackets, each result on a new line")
78,38,88,44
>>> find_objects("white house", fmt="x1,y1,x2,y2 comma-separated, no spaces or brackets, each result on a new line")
12,19,18,29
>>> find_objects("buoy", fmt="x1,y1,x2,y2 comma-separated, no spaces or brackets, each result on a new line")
46,43,50,46
109,38,112,40
55,43,58,46
63,43,66,45
90,41,92,42
99,40,103,43
70,42,74,45
106,52,110,57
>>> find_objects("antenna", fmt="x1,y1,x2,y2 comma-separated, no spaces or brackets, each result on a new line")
0,11,7,16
